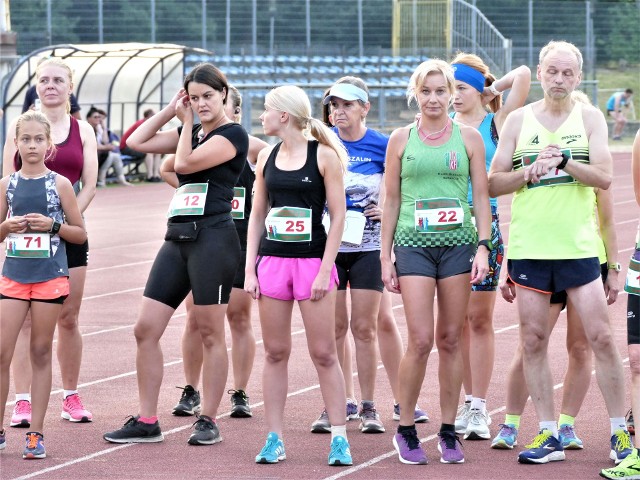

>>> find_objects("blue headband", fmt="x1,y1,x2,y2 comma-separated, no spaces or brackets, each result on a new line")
452,64,485,94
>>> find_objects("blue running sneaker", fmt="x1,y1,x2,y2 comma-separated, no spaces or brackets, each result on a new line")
328,436,352,466
0,429,6,450
256,432,286,464
23,431,45,459
346,399,359,421
517,429,565,464
559,424,583,450
611,429,633,465
491,423,518,449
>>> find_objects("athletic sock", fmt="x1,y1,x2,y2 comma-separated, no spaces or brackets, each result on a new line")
558,413,575,428
138,416,158,424
15,393,31,402
397,423,416,433
464,395,472,403
505,414,521,429
540,421,558,439
611,417,627,436
470,397,486,413
440,423,456,434
331,424,347,441
63,390,78,399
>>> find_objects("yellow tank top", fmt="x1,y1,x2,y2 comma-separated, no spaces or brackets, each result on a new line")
509,102,600,260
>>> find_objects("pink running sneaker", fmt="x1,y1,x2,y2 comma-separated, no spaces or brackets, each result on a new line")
10,400,32,428
61,394,93,423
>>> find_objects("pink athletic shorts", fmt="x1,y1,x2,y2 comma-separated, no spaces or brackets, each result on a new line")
256,256,339,301
0,276,69,301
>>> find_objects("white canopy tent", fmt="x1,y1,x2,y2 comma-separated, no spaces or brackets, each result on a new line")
1,43,212,163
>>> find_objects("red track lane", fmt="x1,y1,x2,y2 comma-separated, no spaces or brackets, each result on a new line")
1,151,636,480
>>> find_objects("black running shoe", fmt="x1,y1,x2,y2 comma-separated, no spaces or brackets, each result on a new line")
172,385,201,416
103,416,163,443
188,415,222,445
229,389,252,418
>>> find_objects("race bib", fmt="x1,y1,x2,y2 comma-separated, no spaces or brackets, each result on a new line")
523,149,575,189
415,198,463,233
266,207,312,242
5,233,51,258
322,210,367,245
625,258,640,295
231,187,246,220
167,183,208,218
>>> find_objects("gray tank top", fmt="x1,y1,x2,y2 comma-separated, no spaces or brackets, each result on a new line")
3,172,68,283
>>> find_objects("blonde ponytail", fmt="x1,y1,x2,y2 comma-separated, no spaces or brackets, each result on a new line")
308,117,348,173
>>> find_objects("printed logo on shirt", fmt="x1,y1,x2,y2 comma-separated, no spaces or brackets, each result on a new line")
445,152,458,170
406,154,416,162
519,274,528,280
301,176,312,183
349,155,372,163
562,134,581,144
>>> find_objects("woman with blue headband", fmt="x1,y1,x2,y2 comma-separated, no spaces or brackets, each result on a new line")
448,54,531,441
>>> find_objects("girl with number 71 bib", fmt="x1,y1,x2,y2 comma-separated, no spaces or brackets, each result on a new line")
0,111,86,459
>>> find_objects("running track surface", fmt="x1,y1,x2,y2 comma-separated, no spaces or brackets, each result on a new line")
1,151,637,480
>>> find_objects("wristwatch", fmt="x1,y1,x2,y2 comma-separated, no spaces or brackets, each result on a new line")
608,262,622,272
49,221,62,235
477,239,493,252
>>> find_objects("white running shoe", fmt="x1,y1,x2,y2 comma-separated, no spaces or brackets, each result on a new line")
464,408,491,440
454,403,471,434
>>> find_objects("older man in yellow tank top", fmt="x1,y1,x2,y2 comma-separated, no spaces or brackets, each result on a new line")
488,41,632,471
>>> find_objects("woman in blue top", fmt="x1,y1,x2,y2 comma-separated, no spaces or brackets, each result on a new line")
449,54,531,440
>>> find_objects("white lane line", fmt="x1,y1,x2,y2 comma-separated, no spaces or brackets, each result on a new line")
87,260,153,273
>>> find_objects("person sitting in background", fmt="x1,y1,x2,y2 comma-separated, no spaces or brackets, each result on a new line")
22,84,82,120
85,106,131,187
607,89,633,140
121,109,162,182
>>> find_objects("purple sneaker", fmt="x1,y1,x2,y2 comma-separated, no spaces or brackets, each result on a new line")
437,431,464,464
346,399,359,421
393,429,428,465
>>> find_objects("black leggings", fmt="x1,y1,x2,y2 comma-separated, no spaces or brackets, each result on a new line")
143,223,241,308
629,294,640,345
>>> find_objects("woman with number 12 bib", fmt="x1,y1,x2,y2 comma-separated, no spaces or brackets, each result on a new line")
103,63,248,446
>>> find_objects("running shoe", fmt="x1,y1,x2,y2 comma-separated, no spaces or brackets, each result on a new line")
10,400,31,428
611,429,634,464
491,423,518,449
464,408,491,440
392,403,430,423
454,402,471,434
256,432,286,464
359,401,385,433
328,435,352,466
0,429,6,450
311,408,331,433
228,389,252,418
627,409,635,436
517,429,565,464
600,448,640,479
23,432,45,459
172,385,201,416
188,415,222,445
393,428,427,464
346,398,359,421
103,415,164,443
61,393,93,422
437,430,464,463
559,424,584,450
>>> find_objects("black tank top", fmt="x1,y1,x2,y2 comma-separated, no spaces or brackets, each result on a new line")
258,140,327,258
233,159,255,245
